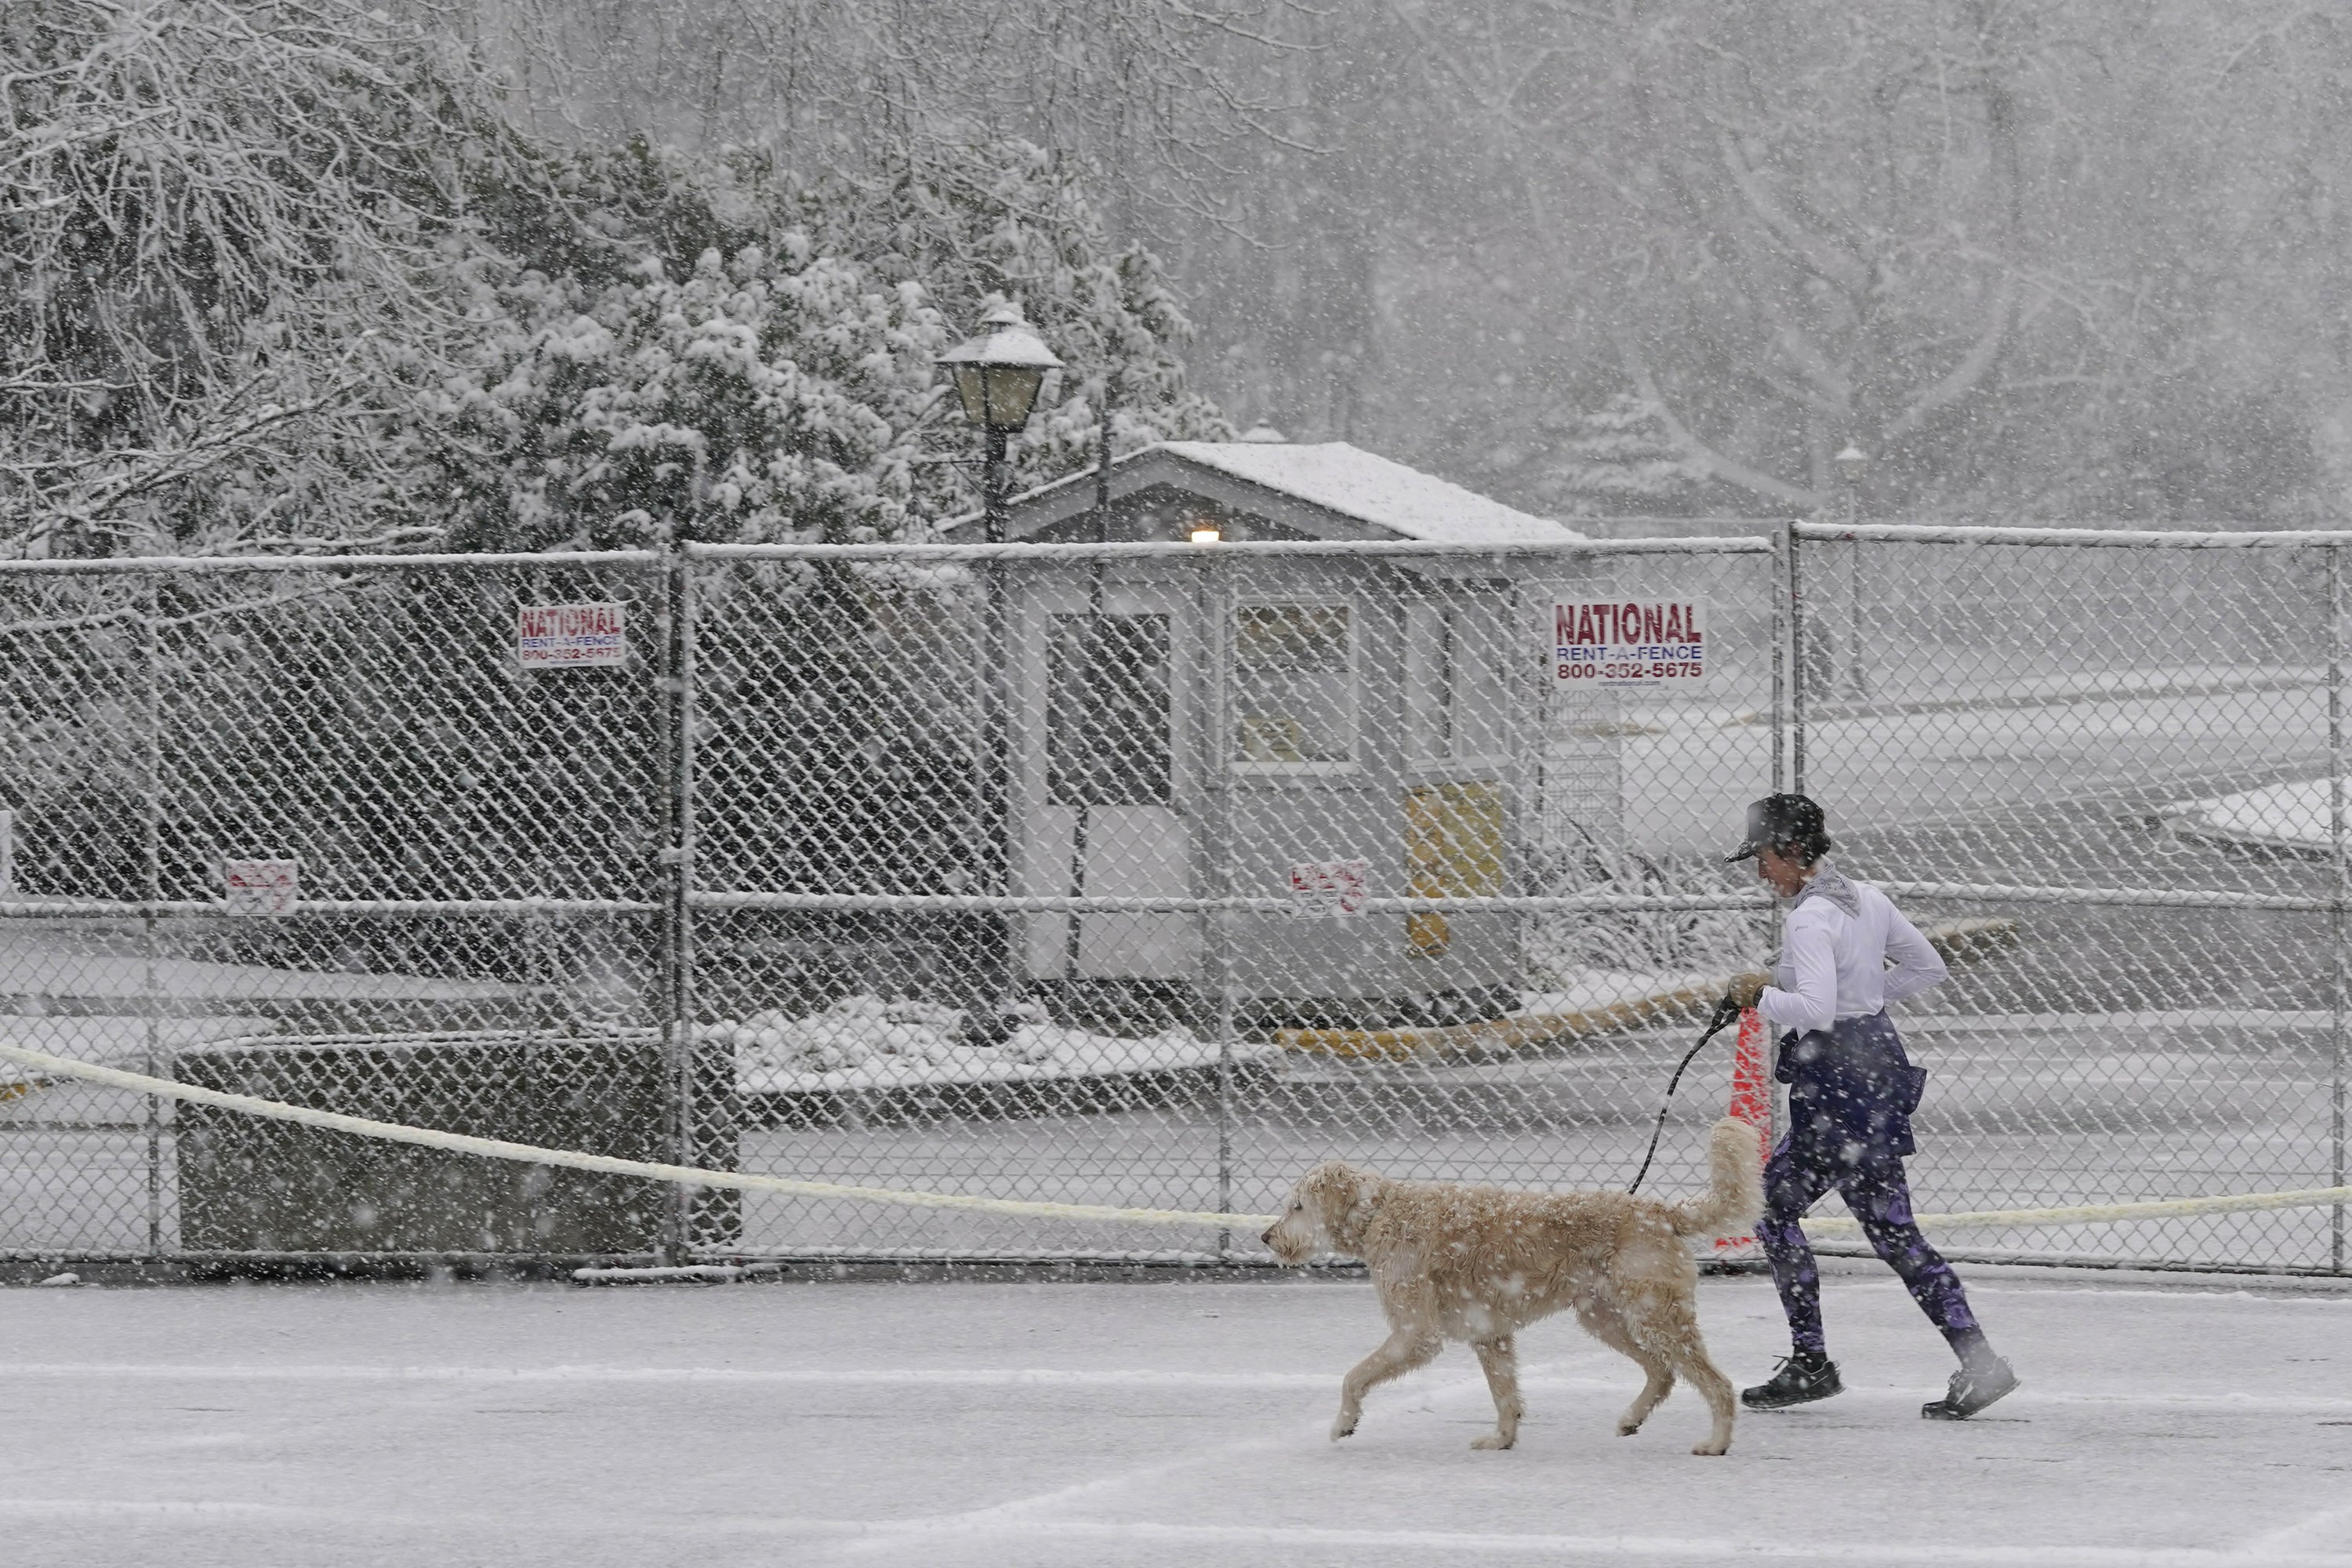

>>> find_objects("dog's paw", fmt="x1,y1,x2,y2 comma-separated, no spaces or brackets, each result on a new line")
1329,1414,1359,1442
1690,1436,1731,1457
1616,1417,1644,1437
1469,1431,1515,1451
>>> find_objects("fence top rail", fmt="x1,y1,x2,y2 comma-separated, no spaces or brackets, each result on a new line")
0,549,660,577
0,538,1773,576
1795,521,2352,550
688,535,1774,563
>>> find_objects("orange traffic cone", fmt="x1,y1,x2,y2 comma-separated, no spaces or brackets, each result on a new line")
1712,1007,1771,1264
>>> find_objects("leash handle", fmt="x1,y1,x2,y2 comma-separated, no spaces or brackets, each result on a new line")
1626,996,1745,1195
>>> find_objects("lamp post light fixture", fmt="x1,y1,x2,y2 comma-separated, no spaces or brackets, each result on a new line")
1834,444,1868,492
937,302,1064,544
1834,445,1867,700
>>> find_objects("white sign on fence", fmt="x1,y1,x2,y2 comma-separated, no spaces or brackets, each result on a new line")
517,602,628,668
1552,599,1709,686
223,858,300,917
1287,859,1370,919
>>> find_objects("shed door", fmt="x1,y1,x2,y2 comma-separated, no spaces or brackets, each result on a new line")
1043,614,1190,978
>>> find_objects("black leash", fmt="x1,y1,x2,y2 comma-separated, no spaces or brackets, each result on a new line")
1626,993,1748,1195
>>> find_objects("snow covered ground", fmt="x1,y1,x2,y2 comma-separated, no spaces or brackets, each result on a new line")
2,1269,2349,1566
0,919,532,1008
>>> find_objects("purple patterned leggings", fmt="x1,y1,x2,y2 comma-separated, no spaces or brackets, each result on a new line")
1756,1136,1983,1359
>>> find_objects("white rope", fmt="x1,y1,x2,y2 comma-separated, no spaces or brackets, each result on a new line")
0,1044,1263,1229
2,1042,2343,1238
1801,1188,2352,1236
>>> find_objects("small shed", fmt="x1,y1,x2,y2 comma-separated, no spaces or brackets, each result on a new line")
942,438,1597,1029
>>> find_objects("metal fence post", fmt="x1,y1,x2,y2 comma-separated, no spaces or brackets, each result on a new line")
1771,524,1790,793
1767,526,1794,1157
984,546,1022,1039
656,541,697,1264
2331,540,2347,1274
1205,551,1238,1257
140,575,162,1258
1788,521,1808,797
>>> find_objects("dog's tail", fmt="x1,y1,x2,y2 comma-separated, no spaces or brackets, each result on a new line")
1668,1118,1766,1240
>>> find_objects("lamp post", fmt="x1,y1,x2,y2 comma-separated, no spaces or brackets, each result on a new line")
938,303,1063,543
1835,445,1867,700
937,303,1062,1042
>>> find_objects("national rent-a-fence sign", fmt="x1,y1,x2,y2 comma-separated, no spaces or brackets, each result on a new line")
1552,600,1708,686
517,602,628,669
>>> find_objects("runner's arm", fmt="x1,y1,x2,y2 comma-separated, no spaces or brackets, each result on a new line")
1882,906,1950,1004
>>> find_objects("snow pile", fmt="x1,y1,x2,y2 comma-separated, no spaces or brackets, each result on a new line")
718,996,1042,1076
722,996,1241,1094
2165,777,2332,853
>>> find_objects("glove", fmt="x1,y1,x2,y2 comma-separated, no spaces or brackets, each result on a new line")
1722,971,1767,1011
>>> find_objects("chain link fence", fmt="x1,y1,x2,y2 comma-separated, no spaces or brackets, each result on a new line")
1792,523,2349,1275
1,527,2344,1274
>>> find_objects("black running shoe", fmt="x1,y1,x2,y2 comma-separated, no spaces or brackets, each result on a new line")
1922,1358,2020,1420
1741,1352,1844,1410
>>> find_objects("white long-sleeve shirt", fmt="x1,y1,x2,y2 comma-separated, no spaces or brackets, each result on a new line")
1756,866,1948,1036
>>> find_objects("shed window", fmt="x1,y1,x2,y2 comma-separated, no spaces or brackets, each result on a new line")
1233,602,1356,768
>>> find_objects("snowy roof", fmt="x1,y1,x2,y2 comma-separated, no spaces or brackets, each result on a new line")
941,440,1581,544
1152,441,1578,543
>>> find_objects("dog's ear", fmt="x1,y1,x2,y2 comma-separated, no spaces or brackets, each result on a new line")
1304,1160,1381,1247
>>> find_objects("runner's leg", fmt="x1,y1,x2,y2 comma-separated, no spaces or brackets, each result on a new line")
1756,1136,1842,1356
1841,1159,1991,1361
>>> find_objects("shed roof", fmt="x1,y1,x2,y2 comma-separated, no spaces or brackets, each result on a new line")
939,440,1581,545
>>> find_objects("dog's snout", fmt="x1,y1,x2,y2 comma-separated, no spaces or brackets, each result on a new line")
1258,1225,1276,1247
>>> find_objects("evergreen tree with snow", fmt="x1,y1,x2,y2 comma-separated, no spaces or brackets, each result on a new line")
1533,394,1705,518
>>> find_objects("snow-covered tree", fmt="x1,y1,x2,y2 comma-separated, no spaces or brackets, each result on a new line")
434,245,949,550
1532,395,1704,518
821,137,1234,496
435,137,1231,549
0,0,554,555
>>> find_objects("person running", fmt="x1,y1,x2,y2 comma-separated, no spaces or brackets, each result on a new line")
1723,793,2019,1421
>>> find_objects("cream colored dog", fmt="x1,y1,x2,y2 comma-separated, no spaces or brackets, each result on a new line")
1261,1118,1762,1456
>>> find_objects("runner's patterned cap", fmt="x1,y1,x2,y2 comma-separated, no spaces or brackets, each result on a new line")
1728,793,1831,862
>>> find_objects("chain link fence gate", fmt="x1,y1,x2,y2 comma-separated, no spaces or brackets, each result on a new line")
0,551,681,1265
2,528,2346,1275
687,538,1776,1263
